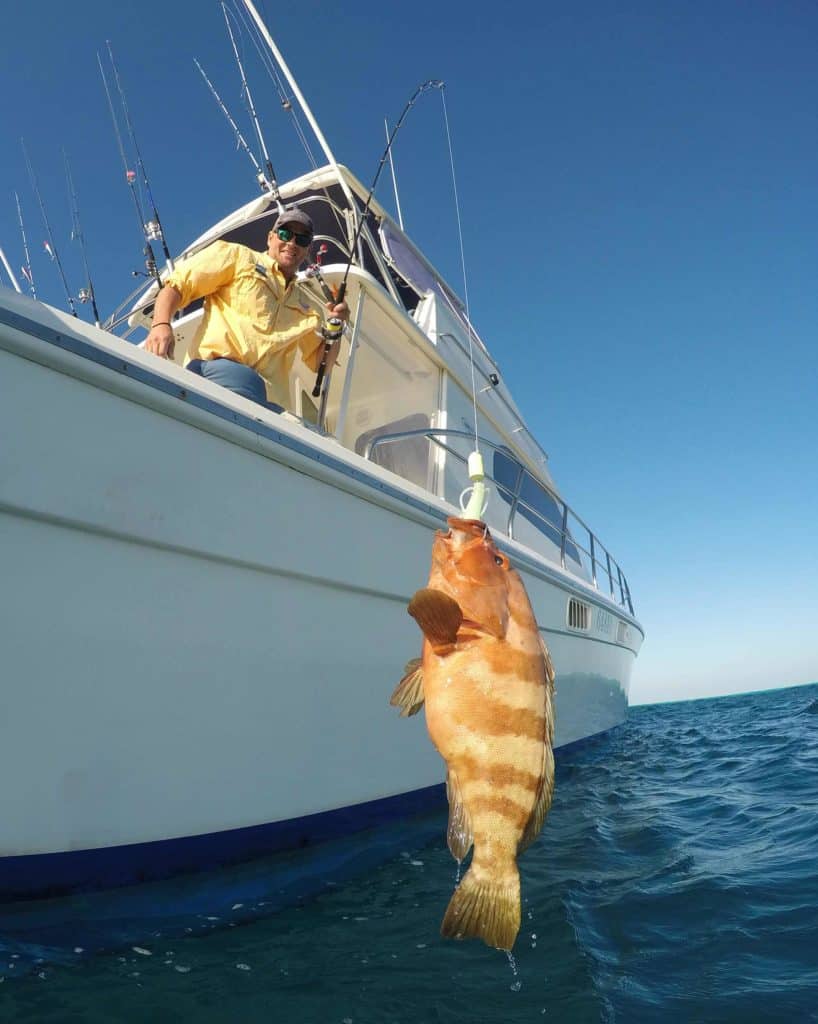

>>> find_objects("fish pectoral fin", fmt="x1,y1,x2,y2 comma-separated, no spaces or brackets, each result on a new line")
445,770,473,861
407,588,463,648
390,658,425,717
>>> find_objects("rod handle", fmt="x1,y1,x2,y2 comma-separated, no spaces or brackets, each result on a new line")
311,317,343,398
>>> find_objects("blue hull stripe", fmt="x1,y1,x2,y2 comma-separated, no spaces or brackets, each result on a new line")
0,730,613,903
0,784,446,903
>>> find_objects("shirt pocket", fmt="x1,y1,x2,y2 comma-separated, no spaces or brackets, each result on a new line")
235,267,279,327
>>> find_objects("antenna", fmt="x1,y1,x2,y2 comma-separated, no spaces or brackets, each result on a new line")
21,138,77,317
64,149,101,326
14,191,36,299
194,58,272,196
385,118,405,230
221,0,282,206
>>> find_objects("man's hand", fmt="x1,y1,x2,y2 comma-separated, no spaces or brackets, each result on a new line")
326,298,349,323
145,323,175,359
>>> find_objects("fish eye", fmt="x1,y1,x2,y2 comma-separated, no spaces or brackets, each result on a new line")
494,555,504,566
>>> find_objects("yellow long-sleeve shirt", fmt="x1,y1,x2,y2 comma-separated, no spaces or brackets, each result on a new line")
166,240,322,408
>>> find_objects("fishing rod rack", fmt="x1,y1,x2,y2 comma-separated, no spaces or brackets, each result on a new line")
364,427,635,615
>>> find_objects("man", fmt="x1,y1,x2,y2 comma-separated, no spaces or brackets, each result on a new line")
144,207,348,411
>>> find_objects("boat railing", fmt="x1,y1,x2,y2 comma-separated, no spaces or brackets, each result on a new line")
363,427,634,615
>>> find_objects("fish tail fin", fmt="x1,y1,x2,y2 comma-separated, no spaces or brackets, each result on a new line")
440,861,520,951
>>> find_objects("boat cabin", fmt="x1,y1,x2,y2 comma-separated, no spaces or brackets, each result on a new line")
115,165,633,613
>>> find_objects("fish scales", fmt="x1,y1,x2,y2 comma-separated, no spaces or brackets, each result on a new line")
391,516,555,951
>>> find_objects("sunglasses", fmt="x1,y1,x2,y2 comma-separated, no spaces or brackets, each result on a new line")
276,226,312,247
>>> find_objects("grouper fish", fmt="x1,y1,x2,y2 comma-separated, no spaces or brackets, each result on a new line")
391,516,556,951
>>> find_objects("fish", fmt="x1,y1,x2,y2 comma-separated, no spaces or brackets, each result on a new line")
391,516,556,951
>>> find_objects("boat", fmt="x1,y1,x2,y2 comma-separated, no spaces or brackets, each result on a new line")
0,2,643,902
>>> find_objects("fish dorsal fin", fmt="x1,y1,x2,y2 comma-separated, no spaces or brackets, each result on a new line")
390,658,425,717
519,634,557,853
446,768,473,862
538,632,556,687
408,588,463,649
518,743,555,853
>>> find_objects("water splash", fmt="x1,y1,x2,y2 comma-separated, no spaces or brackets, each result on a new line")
506,950,522,992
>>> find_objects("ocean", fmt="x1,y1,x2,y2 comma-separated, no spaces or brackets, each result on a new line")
2,682,817,1023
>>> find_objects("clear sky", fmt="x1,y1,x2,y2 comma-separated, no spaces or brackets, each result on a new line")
1,1,816,705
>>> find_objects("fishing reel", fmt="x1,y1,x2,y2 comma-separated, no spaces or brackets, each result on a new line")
321,316,344,341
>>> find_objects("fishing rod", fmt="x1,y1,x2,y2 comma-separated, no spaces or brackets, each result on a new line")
299,246,344,399
194,58,273,196
21,138,77,317
221,0,282,206
307,81,444,400
335,79,444,305
14,191,36,299
98,51,163,288
385,118,405,231
64,150,101,326
106,41,173,269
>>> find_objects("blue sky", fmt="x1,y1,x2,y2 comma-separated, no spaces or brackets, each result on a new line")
1,1,816,705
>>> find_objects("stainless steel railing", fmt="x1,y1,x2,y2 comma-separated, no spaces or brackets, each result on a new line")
363,427,634,615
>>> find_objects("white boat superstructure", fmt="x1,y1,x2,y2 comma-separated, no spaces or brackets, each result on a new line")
0,11,642,901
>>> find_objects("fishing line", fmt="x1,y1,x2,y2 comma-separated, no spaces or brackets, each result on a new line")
440,86,479,454
438,88,488,520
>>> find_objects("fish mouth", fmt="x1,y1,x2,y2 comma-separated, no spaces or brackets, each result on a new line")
445,516,491,540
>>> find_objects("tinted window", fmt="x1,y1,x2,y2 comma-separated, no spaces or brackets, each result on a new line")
493,449,581,564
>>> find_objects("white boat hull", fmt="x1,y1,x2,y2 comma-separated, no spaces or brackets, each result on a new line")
0,295,641,898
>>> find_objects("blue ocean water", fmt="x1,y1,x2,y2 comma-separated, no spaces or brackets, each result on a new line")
2,682,817,1023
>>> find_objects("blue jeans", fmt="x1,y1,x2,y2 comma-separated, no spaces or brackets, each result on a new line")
186,358,284,414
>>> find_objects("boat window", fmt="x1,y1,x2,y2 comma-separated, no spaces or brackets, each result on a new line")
492,448,583,565
380,222,468,322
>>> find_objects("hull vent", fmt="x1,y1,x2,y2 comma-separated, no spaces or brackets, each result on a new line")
567,598,590,631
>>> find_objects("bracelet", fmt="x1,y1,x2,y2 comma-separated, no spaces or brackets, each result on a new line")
152,321,172,328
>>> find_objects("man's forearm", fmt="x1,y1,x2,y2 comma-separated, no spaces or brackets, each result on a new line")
144,285,183,358
150,284,182,325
